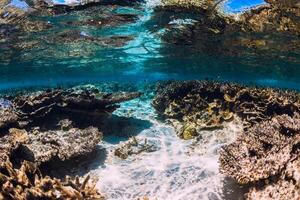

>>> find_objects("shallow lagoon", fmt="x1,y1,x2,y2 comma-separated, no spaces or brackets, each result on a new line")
0,0,300,199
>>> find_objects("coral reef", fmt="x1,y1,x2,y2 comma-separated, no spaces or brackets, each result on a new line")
10,88,141,127
21,127,102,165
0,109,18,131
114,137,157,159
240,0,300,35
154,80,300,198
220,114,300,200
0,159,104,200
153,80,300,138
0,87,141,199
0,128,28,165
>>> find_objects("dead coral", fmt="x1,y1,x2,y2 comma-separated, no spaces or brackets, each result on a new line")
21,126,102,165
0,159,105,200
219,114,300,199
114,137,157,159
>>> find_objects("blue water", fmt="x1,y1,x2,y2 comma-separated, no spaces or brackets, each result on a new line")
1,0,300,92
225,0,265,12
1,1,299,199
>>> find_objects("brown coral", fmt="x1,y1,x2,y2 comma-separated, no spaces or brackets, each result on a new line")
0,159,104,200
219,114,300,199
114,137,157,159
153,81,300,138
0,87,142,199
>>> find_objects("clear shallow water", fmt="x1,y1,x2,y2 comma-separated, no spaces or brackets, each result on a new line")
1,0,300,91
91,97,244,200
1,0,300,199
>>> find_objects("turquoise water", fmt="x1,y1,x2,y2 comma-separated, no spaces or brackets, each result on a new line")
1,1,299,199
1,0,300,91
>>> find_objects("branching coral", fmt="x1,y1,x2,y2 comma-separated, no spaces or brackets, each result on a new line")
0,159,104,200
114,137,157,159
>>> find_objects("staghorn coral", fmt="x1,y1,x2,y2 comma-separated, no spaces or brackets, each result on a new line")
219,114,300,200
0,159,104,200
153,81,300,139
114,137,157,159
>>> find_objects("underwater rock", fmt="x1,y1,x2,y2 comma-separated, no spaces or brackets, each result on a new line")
219,114,300,200
153,81,300,139
114,137,157,159
20,127,102,165
0,159,104,200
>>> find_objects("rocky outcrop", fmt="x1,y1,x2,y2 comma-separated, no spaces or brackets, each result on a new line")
153,81,300,139
220,114,300,200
